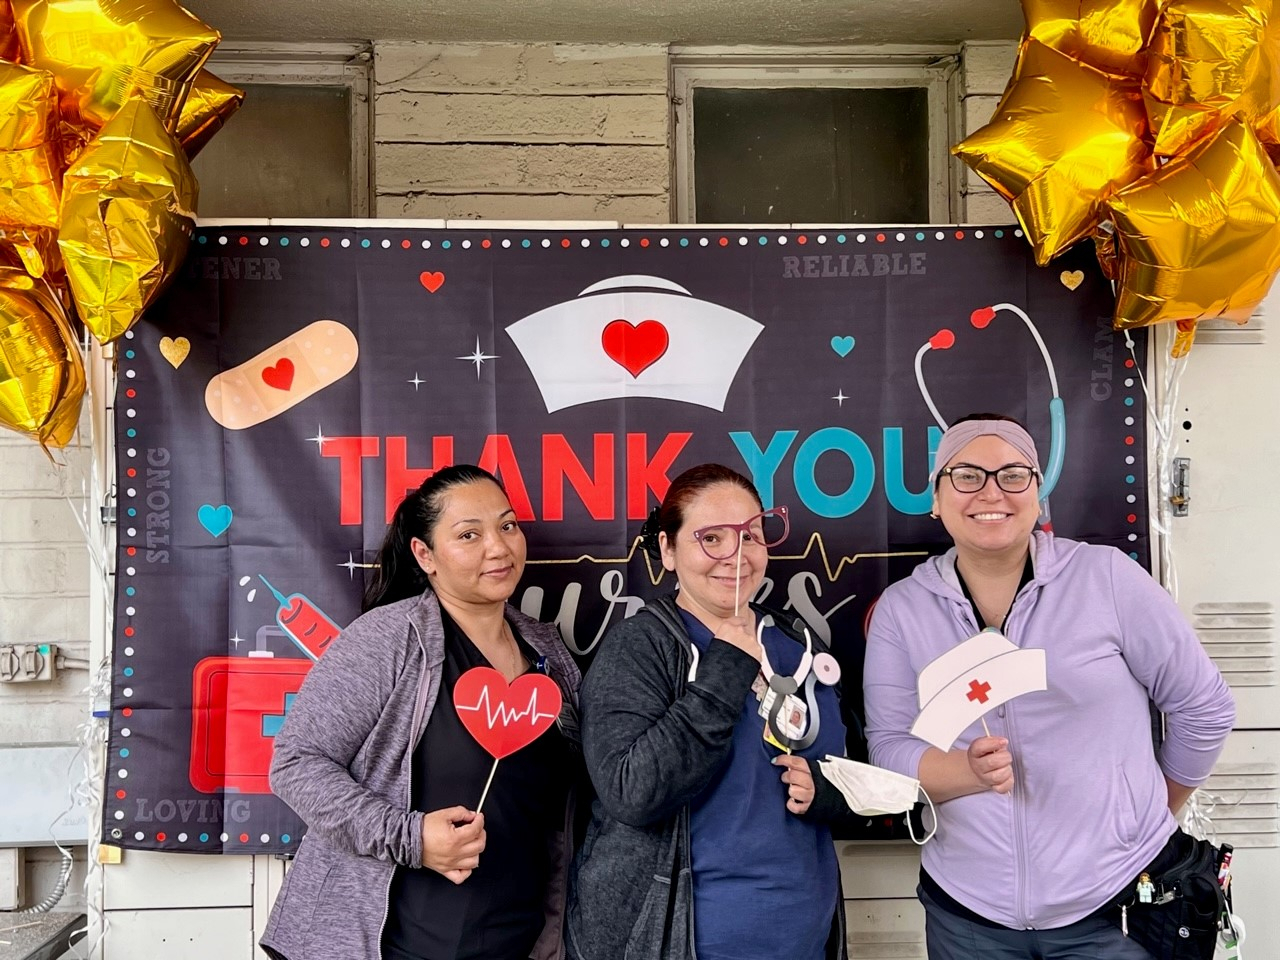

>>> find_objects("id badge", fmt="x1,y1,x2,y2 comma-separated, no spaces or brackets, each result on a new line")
762,721,789,752
779,694,807,739
757,687,777,719
751,672,767,703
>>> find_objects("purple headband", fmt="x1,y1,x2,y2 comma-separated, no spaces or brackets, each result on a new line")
929,420,1042,484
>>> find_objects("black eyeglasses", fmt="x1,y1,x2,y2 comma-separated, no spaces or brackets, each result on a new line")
940,463,1040,494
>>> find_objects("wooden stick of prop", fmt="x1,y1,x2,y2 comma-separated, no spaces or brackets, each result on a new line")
476,757,499,813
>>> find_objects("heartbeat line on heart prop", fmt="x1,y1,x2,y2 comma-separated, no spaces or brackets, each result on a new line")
454,666,563,811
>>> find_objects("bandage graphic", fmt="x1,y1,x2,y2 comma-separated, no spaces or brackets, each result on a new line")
205,319,358,429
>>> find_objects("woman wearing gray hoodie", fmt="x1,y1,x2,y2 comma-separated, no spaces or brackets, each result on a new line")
260,465,581,960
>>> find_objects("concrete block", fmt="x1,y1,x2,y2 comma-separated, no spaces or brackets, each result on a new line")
962,94,1003,138
0,695,83,743
375,42,525,92
0,445,75,495
25,846,87,911
377,143,523,191
0,547,65,596
382,192,671,223
962,40,1019,96
522,144,669,192
0,497,84,545
521,44,668,91
376,93,669,145
0,594,90,642
963,189,1018,226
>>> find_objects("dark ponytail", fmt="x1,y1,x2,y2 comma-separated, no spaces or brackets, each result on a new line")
362,464,504,611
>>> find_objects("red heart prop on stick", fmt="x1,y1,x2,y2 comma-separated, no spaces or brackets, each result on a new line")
454,666,562,759
261,358,295,391
601,319,669,377
419,271,445,293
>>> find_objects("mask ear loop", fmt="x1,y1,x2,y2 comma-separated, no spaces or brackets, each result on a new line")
907,786,938,846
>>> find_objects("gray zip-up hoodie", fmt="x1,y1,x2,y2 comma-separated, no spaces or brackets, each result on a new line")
260,589,581,960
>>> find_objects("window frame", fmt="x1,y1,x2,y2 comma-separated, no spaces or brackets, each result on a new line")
202,41,375,217
670,46,961,225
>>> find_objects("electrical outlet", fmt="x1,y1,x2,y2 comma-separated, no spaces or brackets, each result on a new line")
0,643,59,682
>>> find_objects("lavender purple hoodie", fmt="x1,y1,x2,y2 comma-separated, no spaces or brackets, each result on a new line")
864,532,1234,930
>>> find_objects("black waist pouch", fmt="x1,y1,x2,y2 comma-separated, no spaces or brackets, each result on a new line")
1103,830,1227,960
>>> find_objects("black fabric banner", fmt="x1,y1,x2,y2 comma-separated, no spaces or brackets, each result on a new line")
106,225,1147,853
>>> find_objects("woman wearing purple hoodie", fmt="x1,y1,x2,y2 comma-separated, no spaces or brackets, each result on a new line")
864,414,1235,959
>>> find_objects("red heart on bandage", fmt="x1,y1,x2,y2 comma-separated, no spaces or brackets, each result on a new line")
453,666,562,759
419,271,445,293
261,358,295,391
602,319,669,378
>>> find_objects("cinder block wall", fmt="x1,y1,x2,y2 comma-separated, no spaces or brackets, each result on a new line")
373,42,672,221
0,429,93,907
957,40,1018,225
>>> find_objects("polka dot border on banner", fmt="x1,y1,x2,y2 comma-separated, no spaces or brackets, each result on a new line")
117,223,1139,851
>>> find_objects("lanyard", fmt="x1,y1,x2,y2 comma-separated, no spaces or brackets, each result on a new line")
954,555,1034,632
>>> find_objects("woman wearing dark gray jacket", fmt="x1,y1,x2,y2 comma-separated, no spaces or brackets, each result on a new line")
567,464,851,960
260,465,581,960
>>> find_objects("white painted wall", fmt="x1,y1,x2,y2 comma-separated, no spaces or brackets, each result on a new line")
0,422,93,911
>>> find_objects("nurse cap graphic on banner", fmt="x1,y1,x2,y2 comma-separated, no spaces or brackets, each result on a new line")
505,275,764,412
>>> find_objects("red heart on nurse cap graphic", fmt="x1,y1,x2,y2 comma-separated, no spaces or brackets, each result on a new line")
601,319,669,377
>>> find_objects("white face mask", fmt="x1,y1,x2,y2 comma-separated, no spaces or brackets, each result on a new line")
818,756,937,845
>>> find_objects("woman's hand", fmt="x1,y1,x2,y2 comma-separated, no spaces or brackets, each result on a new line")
420,806,486,884
773,754,815,815
716,613,761,661
967,736,1015,794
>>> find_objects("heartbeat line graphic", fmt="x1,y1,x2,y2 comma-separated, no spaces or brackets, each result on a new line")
456,687,559,729
527,533,928,584
341,535,928,585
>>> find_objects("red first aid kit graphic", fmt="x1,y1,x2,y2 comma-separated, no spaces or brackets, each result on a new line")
189,625,316,794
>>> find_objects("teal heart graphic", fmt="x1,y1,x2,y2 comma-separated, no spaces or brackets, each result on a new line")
830,335,856,357
197,504,233,537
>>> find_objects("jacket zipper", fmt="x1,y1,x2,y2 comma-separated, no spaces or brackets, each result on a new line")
1003,595,1032,929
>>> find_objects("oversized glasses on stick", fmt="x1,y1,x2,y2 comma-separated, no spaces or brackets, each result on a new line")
692,506,790,614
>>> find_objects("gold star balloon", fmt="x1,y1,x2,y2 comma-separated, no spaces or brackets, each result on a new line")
0,60,62,277
0,266,84,448
1108,119,1280,330
954,39,1154,265
1022,0,1159,78
11,0,219,149
58,98,197,344
175,69,244,160
1144,0,1280,155
0,0,21,62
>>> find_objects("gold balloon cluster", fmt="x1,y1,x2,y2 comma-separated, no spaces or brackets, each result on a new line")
955,0,1280,356
0,0,242,448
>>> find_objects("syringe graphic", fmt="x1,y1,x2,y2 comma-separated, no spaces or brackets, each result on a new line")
258,576,340,661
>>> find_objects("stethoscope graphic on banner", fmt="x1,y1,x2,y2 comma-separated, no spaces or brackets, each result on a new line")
914,302,1066,530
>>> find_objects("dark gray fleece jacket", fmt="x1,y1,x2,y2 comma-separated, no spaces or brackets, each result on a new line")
566,595,848,960
259,589,581,960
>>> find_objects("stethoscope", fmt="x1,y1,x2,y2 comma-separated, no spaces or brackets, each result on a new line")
685,615,841,751
914,302,1067,525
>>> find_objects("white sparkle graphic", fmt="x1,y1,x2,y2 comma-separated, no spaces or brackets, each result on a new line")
230,632,246,649
408,372,425,390
456,337,498,379
307,426,328,451
338,552,361,579
832,390,848,407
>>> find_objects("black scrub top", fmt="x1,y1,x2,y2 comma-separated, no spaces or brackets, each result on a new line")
382,609,570,960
